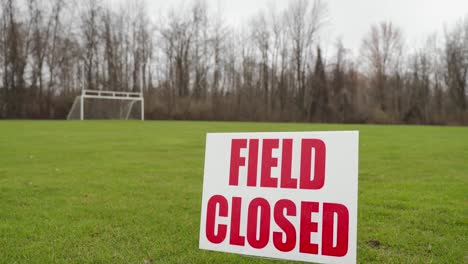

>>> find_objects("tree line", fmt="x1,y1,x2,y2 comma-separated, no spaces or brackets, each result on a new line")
0,0,467,124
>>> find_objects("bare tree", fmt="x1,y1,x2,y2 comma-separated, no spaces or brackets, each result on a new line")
269,5,290,115
361,21,404,115
80,0,101,91
212,12,227,90
129,0,152,93
330,40,350,122
309,46,328,122
403,51,431,123
1,0,32,117
191,0,209,99
285,0,327,115
0,0,6,117
251,12,270,109
444,17,468,114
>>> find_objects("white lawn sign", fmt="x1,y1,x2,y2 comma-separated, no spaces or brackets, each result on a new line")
199,131,359,264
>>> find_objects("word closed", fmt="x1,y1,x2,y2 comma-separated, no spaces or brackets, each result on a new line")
200,132,359,264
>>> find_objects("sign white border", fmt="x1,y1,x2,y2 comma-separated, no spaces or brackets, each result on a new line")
199,131,359,264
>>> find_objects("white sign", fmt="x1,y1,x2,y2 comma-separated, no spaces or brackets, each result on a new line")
199,132,359,264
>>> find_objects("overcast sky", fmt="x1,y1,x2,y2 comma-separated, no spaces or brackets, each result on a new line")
109,0,468,56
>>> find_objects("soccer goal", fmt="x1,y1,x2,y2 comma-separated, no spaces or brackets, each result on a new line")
67,89,144,120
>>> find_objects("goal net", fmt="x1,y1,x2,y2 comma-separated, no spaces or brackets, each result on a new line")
67,90,144,120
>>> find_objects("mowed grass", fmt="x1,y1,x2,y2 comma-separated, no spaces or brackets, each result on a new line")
0,121,466,264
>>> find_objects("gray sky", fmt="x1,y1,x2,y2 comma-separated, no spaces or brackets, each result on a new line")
111,0,468,55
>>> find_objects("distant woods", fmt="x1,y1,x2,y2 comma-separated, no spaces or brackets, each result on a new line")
0,0,467,124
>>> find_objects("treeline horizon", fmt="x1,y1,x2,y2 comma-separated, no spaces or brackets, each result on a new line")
1,0,467,125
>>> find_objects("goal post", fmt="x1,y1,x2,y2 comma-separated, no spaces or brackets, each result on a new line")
67,89,145,120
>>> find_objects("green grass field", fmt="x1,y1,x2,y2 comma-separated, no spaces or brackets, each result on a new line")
0,121,466,263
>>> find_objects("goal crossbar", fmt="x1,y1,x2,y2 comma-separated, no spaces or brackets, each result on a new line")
82,89,143,100
68,89,145,120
